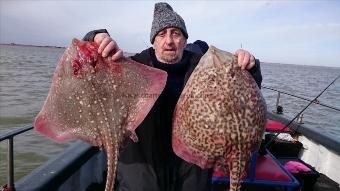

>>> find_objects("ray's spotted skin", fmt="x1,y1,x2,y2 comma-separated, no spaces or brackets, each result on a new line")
34,39,167,191
172,46,267,191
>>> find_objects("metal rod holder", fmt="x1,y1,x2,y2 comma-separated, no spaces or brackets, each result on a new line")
275,92,283,114
275,92,280,109
297,113,304,124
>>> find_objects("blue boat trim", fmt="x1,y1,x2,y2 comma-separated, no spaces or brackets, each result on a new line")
212,150,300,191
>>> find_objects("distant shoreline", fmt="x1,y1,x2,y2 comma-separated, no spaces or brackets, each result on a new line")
0,44,338,68
0,43,65,49
260,61,340,69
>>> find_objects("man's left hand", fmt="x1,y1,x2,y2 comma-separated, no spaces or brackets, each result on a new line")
234,49,256,70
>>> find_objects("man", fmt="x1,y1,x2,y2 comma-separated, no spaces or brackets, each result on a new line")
83,2,262,191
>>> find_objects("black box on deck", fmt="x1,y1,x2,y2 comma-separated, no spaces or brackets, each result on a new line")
279,158,320,191
265,134,303,158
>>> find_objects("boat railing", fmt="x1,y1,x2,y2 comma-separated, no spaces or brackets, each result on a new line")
0,125,33,190
261,85,340,123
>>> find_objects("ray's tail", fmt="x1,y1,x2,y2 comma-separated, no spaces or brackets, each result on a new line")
105,141,119,191
104,137,119,191
227,144,249,191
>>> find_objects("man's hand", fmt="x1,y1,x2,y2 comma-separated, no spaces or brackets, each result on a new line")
94,33,123,61
234,49,256,70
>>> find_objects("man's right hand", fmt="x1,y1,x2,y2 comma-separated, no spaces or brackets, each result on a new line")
94,33,123,61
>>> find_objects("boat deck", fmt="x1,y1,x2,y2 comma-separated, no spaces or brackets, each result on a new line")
83,172,340,191
313,173,340,191
211,173,339,191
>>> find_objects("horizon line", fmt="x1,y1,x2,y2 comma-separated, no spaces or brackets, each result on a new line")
1,43,339,69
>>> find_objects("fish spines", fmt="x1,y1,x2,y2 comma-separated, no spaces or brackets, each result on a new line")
91,77,118,191
104,138,119,191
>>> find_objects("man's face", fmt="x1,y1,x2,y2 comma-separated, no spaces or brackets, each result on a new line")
153,27,187,64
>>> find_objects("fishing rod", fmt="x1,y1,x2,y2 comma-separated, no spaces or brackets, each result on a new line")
261,86,340,112
264,74,340,149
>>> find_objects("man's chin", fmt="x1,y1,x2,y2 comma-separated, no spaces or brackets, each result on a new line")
162,57,179,64
163,51,176,57
160,54,178,63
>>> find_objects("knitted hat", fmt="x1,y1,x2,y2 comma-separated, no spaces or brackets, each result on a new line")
150,2,188,44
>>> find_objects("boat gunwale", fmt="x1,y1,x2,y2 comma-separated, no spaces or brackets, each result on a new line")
267,112,340,155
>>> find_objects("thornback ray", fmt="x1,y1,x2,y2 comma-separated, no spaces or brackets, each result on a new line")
34,39,167,191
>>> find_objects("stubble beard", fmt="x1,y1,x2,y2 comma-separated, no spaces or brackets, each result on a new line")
160,51,182,64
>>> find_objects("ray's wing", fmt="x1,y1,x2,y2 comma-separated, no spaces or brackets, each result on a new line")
34,39,167,146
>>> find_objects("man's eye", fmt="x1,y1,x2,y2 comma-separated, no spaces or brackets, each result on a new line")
173,32,181,37
158,32,165,37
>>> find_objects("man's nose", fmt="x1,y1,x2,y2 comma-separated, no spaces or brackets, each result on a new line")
165,34,174,44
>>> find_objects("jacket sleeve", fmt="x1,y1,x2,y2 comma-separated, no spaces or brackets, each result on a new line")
82,29,109,41
248,59,263,88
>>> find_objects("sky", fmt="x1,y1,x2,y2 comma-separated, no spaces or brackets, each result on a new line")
0,0,340,67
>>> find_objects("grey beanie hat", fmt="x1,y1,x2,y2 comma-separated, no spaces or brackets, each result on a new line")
150,2,188,43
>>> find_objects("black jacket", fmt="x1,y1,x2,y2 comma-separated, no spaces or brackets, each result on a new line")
116,48,214,191
83,31,263,191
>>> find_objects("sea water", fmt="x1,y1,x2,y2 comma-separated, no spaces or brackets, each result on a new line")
0,44,339,184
